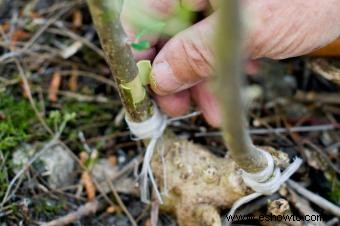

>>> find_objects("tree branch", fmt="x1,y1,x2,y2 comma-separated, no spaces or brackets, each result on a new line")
87,0,152,122
213,0,267,172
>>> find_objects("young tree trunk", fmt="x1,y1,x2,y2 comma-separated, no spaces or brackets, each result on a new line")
87,0,152,122
213,0,268,173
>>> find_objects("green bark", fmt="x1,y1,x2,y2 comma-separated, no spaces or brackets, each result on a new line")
213,0,267,173
87,0,152,122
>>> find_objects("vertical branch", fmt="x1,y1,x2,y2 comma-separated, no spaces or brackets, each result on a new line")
87,0,152,122
213,0,267,172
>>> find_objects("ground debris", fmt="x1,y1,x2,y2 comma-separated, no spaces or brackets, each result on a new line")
0,0,339,225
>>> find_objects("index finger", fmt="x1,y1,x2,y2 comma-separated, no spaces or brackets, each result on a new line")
121,0,211,59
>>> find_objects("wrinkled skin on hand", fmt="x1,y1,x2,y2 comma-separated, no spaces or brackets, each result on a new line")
122,0,340,127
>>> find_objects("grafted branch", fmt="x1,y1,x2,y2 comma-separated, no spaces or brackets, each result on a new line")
87,0,152,122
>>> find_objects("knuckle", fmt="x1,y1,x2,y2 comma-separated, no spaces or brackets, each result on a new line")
147,0,178,16
180,34,213,79
182,0,208,10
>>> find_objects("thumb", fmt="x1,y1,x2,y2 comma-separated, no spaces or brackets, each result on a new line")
151,14,216,95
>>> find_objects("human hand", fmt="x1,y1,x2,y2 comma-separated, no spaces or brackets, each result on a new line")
122,0,340,127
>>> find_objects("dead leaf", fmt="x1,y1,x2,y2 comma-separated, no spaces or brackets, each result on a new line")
69,65,78,92
48,70,61,102
11,29,30,46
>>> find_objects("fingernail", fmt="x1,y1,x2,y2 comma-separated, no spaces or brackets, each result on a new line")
152,61,183,94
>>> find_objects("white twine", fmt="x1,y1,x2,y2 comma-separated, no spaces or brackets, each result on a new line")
125,102,201,204
125,103,167,204
223,148,302,226
126,103,301,224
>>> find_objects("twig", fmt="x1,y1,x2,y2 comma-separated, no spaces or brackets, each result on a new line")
23,5,70,50
15,57,53,135
195,124,338,137
37,0,84,16
308,58,340,84
287,180,340,217
150,200,159,226
303,140,340,174
326,217,339,226
236,194,280,216
41,200,100,226
47,27,105,58
283,186,325,225
295,91,340,104
0,138,59,209
54,90,114,104
106,179,138,226
0,25,54,135
59,70,116,88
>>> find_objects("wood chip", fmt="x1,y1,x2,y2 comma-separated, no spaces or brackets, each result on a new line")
81,171,96,201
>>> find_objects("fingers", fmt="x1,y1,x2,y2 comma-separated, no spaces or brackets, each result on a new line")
150,0,340,96
122,0,211,60
140,0,210,15
131,48,156,61
242,0,340,59
121,0,179,60
154,90,191,117
181,0,209,11
245,60,260,76
154,82,221,127
144,0,179,18
191,81,220,127
151,0,340,129
151,14,216,95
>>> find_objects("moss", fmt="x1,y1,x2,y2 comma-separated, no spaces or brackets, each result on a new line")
49,101,118,152
33,198,66,219
61,100,116,135
0,93,34,152
0,153,9,199
63,101,110,120
328,173,340,205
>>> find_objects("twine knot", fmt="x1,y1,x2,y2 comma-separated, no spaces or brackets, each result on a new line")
224,148,302,226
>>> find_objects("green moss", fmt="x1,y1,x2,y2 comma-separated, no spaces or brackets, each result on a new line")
53,101,117,150
0,153,9,199
33,198,65,218
328,174,340,205
63,101,106,119
0,93,34,152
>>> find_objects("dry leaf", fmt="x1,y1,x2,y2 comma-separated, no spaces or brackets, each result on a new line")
48,70,62,102
11,29,30,45
69,65,78,92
